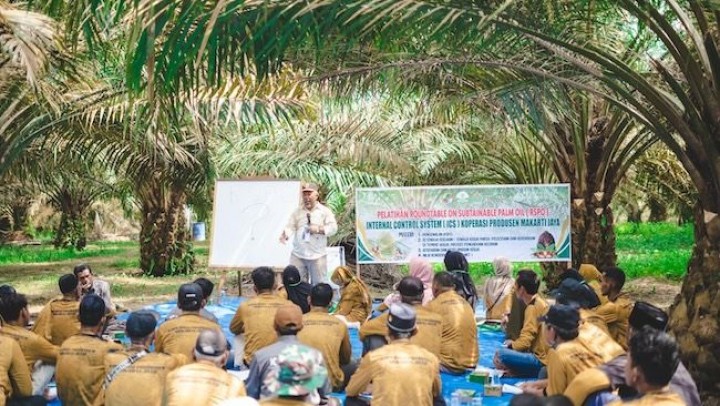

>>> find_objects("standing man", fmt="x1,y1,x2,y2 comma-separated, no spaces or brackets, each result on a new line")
280,182,337,285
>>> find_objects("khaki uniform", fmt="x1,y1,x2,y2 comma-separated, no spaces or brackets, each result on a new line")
426,290,478,372
564,368,612,406
595,292,633,350
163,362,246,406
0,324,58,371
510,296,549,364
346,341,441,406
486,290,514,321
32,297,81,346
57,334,123,406
0,335,33,405
608,388,685,406
155,313,221,360
336,282,370,323
359,304,442,357
297,309,351,389
580,308,610,334
260,399,313,406
229,294,291,365
579,265,608,306
578,321,625,363
98,348,186,406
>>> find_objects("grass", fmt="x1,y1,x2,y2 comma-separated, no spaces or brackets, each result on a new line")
0,241,136,265
614,223,693,280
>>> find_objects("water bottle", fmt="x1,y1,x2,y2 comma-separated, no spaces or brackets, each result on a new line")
450,392,461,406
471,397,483,406
219,287,227,306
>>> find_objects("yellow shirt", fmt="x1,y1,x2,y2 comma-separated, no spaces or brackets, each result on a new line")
426,290,478,372
229,294,292,365
547,336,612,396
31,297,81,346
0,324,58,371
578,321,625,363
580,308,610,335
595,292,633,350
578,265,608,306
155,313,221,360
335,282,371,323
57,333,123,406
260,399,313,406
511,295,549,364
564,367,612,406
359,304,443,357
346,341,441,406
297,309,351,389
163,362,246,406
609,388,685,406
0,335,33,404
98,348,186,406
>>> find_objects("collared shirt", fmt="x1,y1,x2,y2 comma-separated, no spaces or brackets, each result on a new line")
608,388,686,406
426,290,478,372
229,294,292,365
167,307,219,324
0,324,58,371
259,399,314,406
31,297,81,346
163,361,246,406
335,282,371,323
155,312,221,360
79,279,114,314
546,331,617,396
284,203,337,260
510,295,549,364
580,308,610,335
595,292,633,350
0,335,33,404
297,309,351,389
359,304,442,358
98,347,186,406
564,367,613,405
346,341,441,406
57,333,123,406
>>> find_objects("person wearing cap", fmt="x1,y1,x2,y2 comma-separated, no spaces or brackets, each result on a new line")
595,267,633,350
260,344,329,406
426,271,478,374
495,270,548,378
0,292,58,395
230,267,292,367
297,283,352,391
74,263,116,315
346,303,442,406
245,304,329,400
578,264,608,306
98,310,186,406
564,302,700,406
163,329,246,405
360,276,442,357
56,294,123,406
32,273,81,346
279,182,338,286
167,277,219,323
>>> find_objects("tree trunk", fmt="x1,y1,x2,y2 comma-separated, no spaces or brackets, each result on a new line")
52,189,89,250
669,204,720,394
139,182,194,277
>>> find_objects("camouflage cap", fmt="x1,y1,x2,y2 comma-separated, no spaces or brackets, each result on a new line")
263,345,327,397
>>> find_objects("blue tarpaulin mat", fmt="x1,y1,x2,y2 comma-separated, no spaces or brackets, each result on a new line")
49,297,530,405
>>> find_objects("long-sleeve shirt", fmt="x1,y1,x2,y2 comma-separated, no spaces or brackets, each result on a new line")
335,282,371,323
595,292,633,350
163,362,246,406
229,293,292,365
0,335,33,404
297,309,351,389
608,388,685,406
426,290,478,372
284,203,337,260
79,279,115,315
359,304,442,358
0,324,58,371
31,297,81,346
510,295,549,364
155,312,221,360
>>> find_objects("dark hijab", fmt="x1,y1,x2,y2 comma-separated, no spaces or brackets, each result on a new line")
443,250,478,309
282,265,312,313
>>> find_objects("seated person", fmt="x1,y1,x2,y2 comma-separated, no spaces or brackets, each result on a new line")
553,277,607,333
168,277,219,323
378,257,434,312
483,256,515,321
277,265,312,313
578,264,608,306
346,304,442,406
56,295,123,406
32,273,81,346
156,283,222,360
596,267,633,350
0,325,43,406
297,284,352,391
360,276,442,357
230,267,292,367
443,250,477,309
74,264,115,314
330,266,371,324
0,292,58,395
259,345,329,406
427,271,478,373
495,270,548,378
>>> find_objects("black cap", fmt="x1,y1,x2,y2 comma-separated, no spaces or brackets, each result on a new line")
538,304,580,331
629,301,668,331
387,303,416,333
125,310,158,338
178,283,204,311
551,278,600,309
397,276,424,297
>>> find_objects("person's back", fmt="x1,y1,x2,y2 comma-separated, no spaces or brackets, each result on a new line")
578,320,625,363
32,274,81,346
360,305,442,357
0,335,33,405
0,293,59,373
167,277,219,323
331,266,371,323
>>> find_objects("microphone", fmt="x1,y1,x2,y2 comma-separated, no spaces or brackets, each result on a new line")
307,213,311,225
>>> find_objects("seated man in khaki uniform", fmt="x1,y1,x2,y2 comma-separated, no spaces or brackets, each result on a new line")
360,276,442,357
596,267,633,349
32,274,81,346
259,345,329,406
155,283,221,360
0,292,58,395
56,294,123,406
167,277,218,323
230,267,291,367
163,329,246,406
0,327,43,405
346,304,442,406
99,310,186,406
426,271,478,374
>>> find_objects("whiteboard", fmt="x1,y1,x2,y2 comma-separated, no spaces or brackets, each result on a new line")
209,180,301,268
